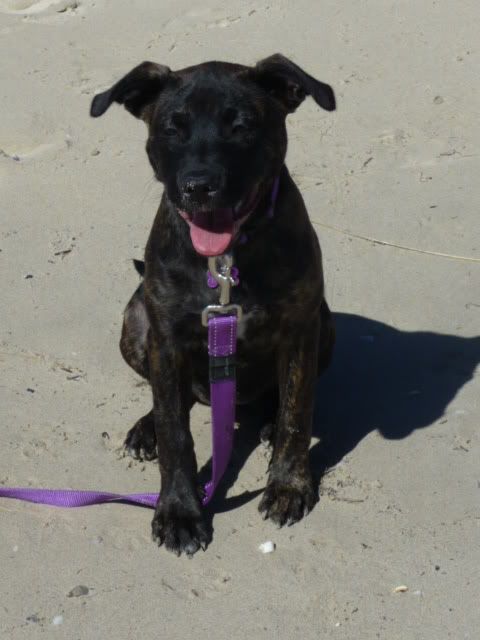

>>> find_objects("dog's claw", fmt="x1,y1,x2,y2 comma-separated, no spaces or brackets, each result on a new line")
124,414,157,461
259,479,318,527
151,508,211,557
152,532,164,547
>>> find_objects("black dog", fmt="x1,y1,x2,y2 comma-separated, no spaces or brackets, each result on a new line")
91,54,336,556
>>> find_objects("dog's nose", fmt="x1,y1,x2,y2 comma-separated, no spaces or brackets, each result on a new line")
180,173,220,200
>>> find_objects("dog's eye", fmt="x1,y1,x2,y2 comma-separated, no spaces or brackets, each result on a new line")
163,113,189,138
222,108,255,139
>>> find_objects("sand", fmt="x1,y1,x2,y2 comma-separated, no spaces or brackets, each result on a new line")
1,1,479,638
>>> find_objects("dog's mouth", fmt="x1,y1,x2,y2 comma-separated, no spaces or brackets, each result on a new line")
178,192,258,256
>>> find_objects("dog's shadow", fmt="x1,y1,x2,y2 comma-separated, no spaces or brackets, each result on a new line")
204,313,480,515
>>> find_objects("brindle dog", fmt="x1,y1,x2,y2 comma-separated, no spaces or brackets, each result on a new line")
90,54,336,556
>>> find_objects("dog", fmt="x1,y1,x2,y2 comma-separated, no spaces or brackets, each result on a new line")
90,54,336,556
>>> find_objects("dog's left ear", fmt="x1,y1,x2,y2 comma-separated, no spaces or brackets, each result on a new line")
253,53,335,113
90,61,172,121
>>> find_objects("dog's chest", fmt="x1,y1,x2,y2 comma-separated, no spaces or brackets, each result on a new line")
175,270,289,403
236,307,263,340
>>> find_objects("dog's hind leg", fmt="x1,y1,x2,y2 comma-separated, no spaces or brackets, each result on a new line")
120,280,158,460
120,281,150,379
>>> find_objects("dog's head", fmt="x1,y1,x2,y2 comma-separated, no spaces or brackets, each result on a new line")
91,54,335,256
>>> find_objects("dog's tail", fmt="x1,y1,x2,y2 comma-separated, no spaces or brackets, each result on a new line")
133,259,145,277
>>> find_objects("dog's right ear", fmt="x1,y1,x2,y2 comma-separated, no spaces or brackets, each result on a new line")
90,62,172,121
253,54,335,114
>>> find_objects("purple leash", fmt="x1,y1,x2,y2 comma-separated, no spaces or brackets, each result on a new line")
0,487,159,509
0,263,239,511
0,177,280,512
202,313,237,504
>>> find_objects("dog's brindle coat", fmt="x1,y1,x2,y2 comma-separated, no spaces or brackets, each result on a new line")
91,55,336,556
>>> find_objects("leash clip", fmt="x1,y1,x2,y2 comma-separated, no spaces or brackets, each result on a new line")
201,255,242,326
208,254,236,304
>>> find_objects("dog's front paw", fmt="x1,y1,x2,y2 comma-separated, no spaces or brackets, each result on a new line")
259,477,318,527
124,412,157,461
151,503,211,557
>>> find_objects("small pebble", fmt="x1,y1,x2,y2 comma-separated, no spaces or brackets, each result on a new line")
258,541,275,554
52,615,64,626
90,148,100,156
24,274,33,279
26,613,41,623
433,95,444,104
13,545,18,552
67,585,89,598
393,585,408,593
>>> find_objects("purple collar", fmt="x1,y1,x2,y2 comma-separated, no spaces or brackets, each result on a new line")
239,175,280,245
266,175,281,219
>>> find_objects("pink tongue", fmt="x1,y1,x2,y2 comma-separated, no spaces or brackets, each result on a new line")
189,209,234,256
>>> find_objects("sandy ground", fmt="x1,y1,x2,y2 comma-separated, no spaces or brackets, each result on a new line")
1,1,479,638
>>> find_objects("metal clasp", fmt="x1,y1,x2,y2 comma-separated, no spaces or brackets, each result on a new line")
201,255,242,326
208,254,235,305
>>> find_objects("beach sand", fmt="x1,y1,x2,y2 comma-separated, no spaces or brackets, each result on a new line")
1,1,479,638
